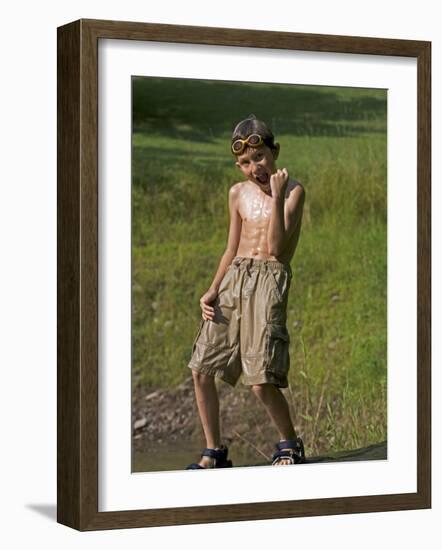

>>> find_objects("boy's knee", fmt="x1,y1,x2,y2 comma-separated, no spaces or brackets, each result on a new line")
251,383,268,397
251,383,279,398
191,370,215,386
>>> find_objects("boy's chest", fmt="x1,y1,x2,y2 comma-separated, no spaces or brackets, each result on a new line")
238,186,273,223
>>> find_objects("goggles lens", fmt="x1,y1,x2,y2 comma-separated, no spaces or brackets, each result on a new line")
247,134,262,146
231,134,264,154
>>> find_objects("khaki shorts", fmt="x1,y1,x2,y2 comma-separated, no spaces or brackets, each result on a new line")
188,257,292,388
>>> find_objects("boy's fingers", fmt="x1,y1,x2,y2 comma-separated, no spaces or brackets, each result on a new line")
201,297,215,306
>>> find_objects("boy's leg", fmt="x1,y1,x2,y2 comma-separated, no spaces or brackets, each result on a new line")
187,264,242,467
251,383,297,466
251,383,296,439
191,371,222,467
239,260,299,464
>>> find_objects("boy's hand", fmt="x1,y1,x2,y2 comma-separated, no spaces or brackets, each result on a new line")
200,288,218,321
270,168,289,198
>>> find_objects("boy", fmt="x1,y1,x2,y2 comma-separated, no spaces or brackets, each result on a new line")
186,115,305,469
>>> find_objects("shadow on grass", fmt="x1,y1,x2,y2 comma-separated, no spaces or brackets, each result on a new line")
133,77,387,141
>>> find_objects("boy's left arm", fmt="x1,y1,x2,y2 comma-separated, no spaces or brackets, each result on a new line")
267,169,305,257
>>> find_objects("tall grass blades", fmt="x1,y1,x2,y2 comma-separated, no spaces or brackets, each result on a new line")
132,78,387,456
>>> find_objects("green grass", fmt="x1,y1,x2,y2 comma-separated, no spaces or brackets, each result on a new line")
131,77,387,454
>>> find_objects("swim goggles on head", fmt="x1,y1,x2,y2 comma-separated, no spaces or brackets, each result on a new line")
231,133,265,155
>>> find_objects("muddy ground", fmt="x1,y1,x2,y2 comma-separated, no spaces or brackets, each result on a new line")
132,377,282,462
132,378,386,470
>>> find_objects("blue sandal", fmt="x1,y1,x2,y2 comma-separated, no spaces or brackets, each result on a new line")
272,438,305,465
186,445,233,469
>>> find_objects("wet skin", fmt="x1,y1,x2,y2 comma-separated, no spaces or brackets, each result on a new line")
194,143,305,467
200,144,305,322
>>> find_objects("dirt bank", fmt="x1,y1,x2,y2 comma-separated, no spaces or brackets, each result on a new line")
132,377,386,468
132,377,282,461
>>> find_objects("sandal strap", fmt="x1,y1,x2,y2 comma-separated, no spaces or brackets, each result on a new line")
276,439,302,452
272,438,305,464
186,446,232,470
201,446,228,461
272,450,297,465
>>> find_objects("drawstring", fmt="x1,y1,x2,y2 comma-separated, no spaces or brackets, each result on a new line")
246,258,253,278
233,257,288,278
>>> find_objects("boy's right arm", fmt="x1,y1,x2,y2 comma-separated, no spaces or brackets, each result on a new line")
200,184,242,321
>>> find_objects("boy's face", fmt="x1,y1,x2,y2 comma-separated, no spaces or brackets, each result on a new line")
235,144,280,189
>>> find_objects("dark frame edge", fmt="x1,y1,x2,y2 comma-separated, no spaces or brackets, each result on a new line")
80,17,429,56
57,18,432,531
57,18,100,531
57,19,82,530
416,40,431,510
78,492,429,532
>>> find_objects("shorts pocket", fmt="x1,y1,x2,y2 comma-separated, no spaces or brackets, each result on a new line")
191,319,206,354
265,324,290,375
269,269,290,301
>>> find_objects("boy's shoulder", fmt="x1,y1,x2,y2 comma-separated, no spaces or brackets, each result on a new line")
288,179,305,198
228,180,247,198
228,179,305,200
230,180,248,190
289,178,303,190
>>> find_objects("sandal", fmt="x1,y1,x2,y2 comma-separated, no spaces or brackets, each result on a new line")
186,445,233,470
272,438,305,465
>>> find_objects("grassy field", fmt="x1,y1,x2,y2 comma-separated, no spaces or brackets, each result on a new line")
132,77,387,455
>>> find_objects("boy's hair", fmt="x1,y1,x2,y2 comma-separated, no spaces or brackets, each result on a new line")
231,115,277,154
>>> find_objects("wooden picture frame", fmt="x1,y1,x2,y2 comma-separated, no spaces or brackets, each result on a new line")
57,18,431,531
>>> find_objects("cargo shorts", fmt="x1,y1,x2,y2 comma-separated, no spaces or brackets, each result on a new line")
188,257,292,388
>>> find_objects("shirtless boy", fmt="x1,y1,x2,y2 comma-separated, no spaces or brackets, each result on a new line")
186,115,305,469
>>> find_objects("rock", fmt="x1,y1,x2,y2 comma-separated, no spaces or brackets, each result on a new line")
145,391,160,401
134,417,147,430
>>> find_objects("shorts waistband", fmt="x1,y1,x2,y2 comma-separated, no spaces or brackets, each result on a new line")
232,256,291,274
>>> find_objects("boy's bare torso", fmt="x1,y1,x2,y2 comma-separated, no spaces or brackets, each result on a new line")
234,179,302,265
